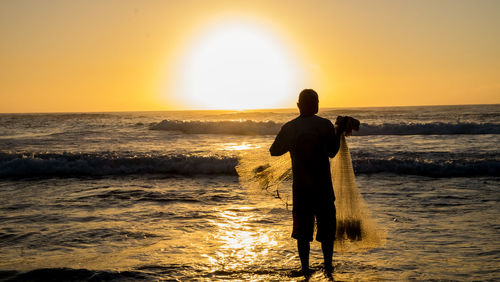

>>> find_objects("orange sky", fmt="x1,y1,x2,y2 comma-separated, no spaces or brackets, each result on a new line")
1,0,499,113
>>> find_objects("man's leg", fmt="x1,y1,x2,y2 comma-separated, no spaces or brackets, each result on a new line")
316,203,336,274
297,239,310,274
321,239,334,273
292,206,314,276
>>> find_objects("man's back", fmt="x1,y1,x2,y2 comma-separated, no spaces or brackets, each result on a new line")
270,115,338,207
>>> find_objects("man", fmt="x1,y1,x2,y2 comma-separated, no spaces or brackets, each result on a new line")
270,89,344,277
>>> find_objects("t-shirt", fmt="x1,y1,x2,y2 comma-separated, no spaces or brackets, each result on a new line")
270,115,339,209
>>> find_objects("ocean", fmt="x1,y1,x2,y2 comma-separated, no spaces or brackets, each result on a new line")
0,104,499,281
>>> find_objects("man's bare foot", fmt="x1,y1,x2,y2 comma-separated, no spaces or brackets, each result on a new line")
288,268,313,278
323,264,333,279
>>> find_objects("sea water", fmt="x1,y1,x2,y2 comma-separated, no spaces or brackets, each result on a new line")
0,105,498,280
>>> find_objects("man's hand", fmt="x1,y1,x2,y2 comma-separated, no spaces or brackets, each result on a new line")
335,116,347,135
335,116,360,136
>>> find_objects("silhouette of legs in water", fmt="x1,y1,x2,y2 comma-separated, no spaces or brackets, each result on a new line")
297,239,310,275
298,239,334,276
322,239,334,274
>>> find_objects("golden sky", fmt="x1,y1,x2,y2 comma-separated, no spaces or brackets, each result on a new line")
1,0,499,113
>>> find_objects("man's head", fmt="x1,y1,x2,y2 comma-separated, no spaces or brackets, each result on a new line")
297,89,319,116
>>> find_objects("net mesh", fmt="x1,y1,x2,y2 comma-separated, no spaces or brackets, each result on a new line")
330,135,385,250
236,135,384,251
236,149,292,205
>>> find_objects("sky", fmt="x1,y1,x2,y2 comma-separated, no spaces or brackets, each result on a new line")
1,0,499,113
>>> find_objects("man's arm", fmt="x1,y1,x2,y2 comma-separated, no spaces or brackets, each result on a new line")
270,124,291,156
327,121,342,158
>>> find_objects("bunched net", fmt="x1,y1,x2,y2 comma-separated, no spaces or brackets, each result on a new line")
236,135,384,251
330,135,385,250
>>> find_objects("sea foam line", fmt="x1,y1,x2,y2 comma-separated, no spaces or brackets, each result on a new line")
0,153,238,178
0,152,497,178
150,120,500,135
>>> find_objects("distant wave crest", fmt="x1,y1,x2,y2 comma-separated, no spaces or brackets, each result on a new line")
353,157,499,177
151,120,281,135
358,122,500,135
1,152,497,178
150,120,500,135
0,152,238,178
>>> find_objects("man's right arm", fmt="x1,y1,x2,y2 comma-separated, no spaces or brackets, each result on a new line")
327,120,342,158
270,124,291,156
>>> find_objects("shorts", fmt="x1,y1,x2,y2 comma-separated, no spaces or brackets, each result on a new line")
292,204,336,242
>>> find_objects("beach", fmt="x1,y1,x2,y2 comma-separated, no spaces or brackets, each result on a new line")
0,105,499,280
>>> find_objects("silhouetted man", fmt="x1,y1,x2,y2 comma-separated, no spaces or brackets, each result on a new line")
270,89,343,277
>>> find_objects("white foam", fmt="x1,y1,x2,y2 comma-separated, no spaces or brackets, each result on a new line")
151,120,500,135
0,153,238,178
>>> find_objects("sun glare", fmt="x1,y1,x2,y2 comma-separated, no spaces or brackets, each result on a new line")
172,20,305,110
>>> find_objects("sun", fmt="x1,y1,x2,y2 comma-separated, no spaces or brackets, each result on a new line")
171,20,306,110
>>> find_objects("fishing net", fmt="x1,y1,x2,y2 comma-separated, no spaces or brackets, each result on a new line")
237,149,292,206
237,133,384,251
330,134,384,251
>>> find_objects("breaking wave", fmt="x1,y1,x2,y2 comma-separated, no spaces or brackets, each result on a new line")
0,152,238,178
357,122,500,135
150,120,500,135
352,157,499,177
151,120,281,135
1,152,497,178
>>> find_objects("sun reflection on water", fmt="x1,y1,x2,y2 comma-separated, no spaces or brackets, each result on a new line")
204,208,278,271
220,142,261,151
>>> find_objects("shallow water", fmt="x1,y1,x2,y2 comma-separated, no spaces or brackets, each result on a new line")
0,175,498,280
0,105,499,280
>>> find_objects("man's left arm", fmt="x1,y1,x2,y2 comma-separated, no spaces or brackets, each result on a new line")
270,124,291,156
